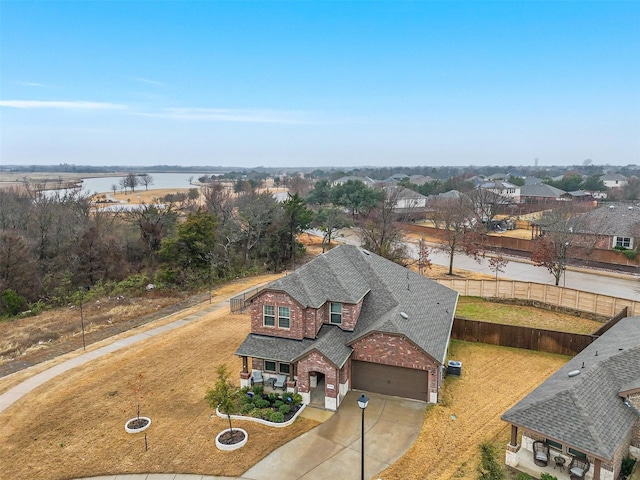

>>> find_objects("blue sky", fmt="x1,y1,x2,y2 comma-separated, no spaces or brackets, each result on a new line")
1,1,639,168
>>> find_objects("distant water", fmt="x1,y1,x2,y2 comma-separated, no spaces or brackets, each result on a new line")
80,173,208,194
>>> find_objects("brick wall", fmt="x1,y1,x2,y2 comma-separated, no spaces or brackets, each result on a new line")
325,300,363,331
297,351,339,398
303,306,324,338
250,291,305,340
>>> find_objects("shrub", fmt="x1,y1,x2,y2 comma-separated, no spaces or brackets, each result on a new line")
540,474,557,480
253,385,264,396
241,403,255,414
1,289,26,316
278,403,291,414
269,411,285,423
290,393,303,406
623,249,638,260
477,442,506,480
268,393,279,403
249,408,262,418
621,457,636,477
254,398,270,409
275,400,284,408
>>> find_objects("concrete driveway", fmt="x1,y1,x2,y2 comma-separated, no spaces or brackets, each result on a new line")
242,391,426,480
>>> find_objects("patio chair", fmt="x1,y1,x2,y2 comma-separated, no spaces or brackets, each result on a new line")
532,441,549,467
252,370,263,385
274,374,287,390
568,456,590,480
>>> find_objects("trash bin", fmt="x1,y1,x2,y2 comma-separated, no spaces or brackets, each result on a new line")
447,360,462,376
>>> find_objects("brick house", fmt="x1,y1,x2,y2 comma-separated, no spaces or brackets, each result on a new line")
235,245,458,410
502,315,640,480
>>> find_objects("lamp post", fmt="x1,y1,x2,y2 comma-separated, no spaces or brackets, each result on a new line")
562,241,569,288
79,287,86,351
357,393,369,480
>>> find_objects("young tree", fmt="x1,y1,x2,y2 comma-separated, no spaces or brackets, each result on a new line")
416,237,432,276
531,236,569,286
205,364,240,436
488,254,508,281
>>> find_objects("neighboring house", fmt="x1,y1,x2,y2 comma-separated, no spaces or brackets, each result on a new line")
478,180,521,203
524,176,544,185
382,173,410,184
332,175,376,187
520,184,570,203
408,174,434,185
502,315,640,480
236,245,458,411
487,173,509,181
575,204,640,250
384,185,429,213
601,173,628,189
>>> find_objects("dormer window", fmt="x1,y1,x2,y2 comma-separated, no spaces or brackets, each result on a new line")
278,306,290,328
330,302,342,324
263,305,275,326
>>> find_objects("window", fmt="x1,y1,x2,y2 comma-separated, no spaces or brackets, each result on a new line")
568,448,587,459
546,439,562,450
279,363,290,374
264,360,276,372
615,236,632,249
278,306,290,328
330,302,342,324
263,305,275,326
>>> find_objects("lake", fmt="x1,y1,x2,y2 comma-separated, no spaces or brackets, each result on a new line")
80,172,209,194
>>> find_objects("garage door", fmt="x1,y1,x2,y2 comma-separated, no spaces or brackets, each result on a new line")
352,361,428,401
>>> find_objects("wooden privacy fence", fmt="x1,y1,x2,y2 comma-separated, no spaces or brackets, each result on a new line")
451,318,596,356
436,278,640,318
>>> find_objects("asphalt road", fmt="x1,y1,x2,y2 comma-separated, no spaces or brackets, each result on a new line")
332,230,640,301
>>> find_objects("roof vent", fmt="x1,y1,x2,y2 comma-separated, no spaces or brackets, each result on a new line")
609,205,615,209
568,370,581,378
400,312,409,319
629,206,634,210
361,249,370,256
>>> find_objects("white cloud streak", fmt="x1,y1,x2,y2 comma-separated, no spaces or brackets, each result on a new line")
133,77,166,87
19,82,50,88
138,107,314,124
0,100,129,110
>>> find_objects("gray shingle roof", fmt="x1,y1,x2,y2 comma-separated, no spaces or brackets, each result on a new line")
520,184,567,198
237,245,458,366
575,204,640,237
502,316,640,460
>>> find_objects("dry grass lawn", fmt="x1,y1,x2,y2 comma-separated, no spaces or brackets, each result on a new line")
380,340,568,480
0,287,318,480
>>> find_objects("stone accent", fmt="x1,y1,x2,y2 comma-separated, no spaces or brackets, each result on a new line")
505,442,520,467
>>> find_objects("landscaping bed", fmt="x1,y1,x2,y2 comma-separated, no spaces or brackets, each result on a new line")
236,386,304,424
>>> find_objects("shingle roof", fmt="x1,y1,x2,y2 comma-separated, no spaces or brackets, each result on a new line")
575,204,640,237
502,316,640,460
237,245,458,366
520,184,567,198
236,325,353,368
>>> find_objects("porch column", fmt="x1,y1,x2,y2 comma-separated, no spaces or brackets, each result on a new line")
242,356,248,374
509,425,518,446
592,458,601,480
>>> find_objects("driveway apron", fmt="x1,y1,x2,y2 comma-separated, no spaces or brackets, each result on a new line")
242,391,425,480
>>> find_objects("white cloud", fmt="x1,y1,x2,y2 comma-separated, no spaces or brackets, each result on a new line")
138,107,313,124
18,82,50,88
0,100,128,110
133,77,166,87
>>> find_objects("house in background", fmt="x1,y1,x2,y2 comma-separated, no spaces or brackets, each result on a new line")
519,184,570,204
502,315,640,480
600,173,628,189
478,180,521,203
576,204,640,250
331,175,376,187
236,245,458,410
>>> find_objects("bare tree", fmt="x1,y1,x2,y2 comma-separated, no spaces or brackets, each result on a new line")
467,188,510,232
416,237,432,276
140,173,154,191
427,193,483,275
312,206,352,253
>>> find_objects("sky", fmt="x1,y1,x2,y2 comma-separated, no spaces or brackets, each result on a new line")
1,1,639,169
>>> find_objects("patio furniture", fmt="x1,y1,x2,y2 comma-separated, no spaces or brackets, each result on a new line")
252,371,263,385
568,456,590,480
554,455,566,472
266,377,276,388
532,441,550,467
274,374,287,390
